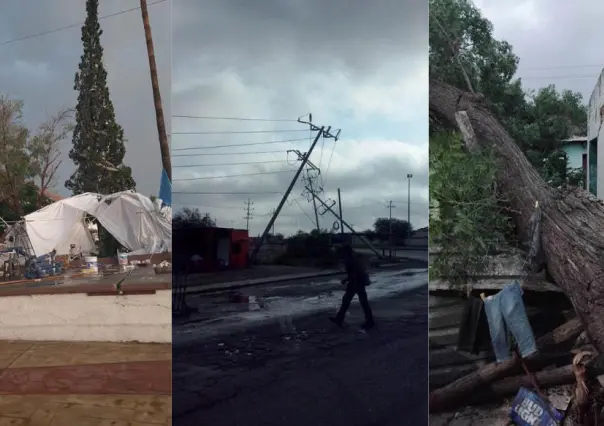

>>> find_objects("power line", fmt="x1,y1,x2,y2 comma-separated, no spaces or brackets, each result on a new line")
173,160,286,168
172,115,297,122
173,129,308,135
172,137,309,151
173,191,283,195
172,150,288,157
173,169,295,182
0,0,167,46
521,63,603,71
519,74,597,81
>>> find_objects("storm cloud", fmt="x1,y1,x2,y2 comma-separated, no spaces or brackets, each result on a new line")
172,0,429,236
475,0,603,100
0,0,171,198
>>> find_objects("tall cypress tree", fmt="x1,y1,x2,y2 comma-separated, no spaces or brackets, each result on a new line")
67,0,136,256
66,0,136,195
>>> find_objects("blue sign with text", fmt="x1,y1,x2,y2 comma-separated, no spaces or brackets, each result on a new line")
510,388,563,426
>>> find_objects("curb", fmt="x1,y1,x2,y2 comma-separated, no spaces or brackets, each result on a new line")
183,262,425,295
185,271,343,294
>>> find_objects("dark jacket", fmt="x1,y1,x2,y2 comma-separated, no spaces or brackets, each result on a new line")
343,254,370,288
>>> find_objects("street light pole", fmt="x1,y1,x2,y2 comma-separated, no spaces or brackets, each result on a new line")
407,174,413,226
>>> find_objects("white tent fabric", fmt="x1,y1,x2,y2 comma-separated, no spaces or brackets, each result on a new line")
24,193,100,256
91,191,171,254
19,191,171,256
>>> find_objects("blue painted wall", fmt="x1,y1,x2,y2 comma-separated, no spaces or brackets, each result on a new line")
563,142,586,169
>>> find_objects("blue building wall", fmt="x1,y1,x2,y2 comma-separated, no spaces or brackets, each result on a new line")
562,142,586,169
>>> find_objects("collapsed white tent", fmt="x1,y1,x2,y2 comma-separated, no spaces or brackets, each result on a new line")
17,191,171,256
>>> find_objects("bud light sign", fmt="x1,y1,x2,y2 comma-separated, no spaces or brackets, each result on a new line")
510,388,563,426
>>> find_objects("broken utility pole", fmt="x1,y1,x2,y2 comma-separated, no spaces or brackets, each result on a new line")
140,0,171,181
306,187,383,259
249,120,341,262
305,169,321,232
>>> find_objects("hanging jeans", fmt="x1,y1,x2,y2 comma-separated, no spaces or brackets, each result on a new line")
483,281,538,363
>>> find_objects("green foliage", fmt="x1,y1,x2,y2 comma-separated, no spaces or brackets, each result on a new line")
372,218,413,243
429,0,588,281
429,132,512,284
277,229,338,268
430,0,587,186
65,0,135,195
173,208,216,228
66,0,136,256
0,96,68,222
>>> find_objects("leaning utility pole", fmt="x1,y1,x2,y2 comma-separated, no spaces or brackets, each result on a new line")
244,199,254,231
307,188,382,258
249,121,340,262
269,208,276,235
386,200,396,259
140,0,171,181
305,169,321,232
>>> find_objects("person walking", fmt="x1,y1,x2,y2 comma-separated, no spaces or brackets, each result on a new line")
329,244,375,330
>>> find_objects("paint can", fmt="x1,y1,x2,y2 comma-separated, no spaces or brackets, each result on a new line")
118,252,129,270
84,256,98,275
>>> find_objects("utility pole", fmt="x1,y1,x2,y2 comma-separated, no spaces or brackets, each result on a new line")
305,169,321,232
244,199,254,231
140,0,171,181
407,173,413,226
337,188,344,236
386,200,396,259
269,208,276,235
307,188,382,258
249,121,340,262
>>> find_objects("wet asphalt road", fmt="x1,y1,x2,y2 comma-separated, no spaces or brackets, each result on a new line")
173,267,429,426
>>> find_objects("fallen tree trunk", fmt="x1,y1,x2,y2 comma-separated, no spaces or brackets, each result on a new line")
430,318,583,412
470,365,574,404
430,80,604,355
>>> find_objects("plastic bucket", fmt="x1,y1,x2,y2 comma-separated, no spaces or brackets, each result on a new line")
117,253,128,267
84,256,98,274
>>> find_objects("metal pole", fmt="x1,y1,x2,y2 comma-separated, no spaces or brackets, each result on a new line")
407,173,413,226
388,200,394,259
140,0,171,181
309,189,382,258
337,188,343,235
307,170,320,232
249,127,325,261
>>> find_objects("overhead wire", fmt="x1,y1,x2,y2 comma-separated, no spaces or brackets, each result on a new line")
172,137,309,151
172,149,287,157
173,129,308,135
0,0,167,46
173,160,286,168
173,169,295,182
172,115,297,122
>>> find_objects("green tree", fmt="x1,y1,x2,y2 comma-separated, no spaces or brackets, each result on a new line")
430,0,586,185
372,218,413,243
65,0,135,195
66,0,135,257
173,208,216,228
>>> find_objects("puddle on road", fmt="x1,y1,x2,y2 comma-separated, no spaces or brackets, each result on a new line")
175,270,428,340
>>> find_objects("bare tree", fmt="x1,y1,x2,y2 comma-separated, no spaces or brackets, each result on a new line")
0,95,30,217
28,108,74,208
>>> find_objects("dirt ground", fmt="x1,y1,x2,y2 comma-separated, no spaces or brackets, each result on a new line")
429,385,575,425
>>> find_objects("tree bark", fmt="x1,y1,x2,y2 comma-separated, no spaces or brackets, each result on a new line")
470,365,575,404
430,80,604,356
429,318,583,412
